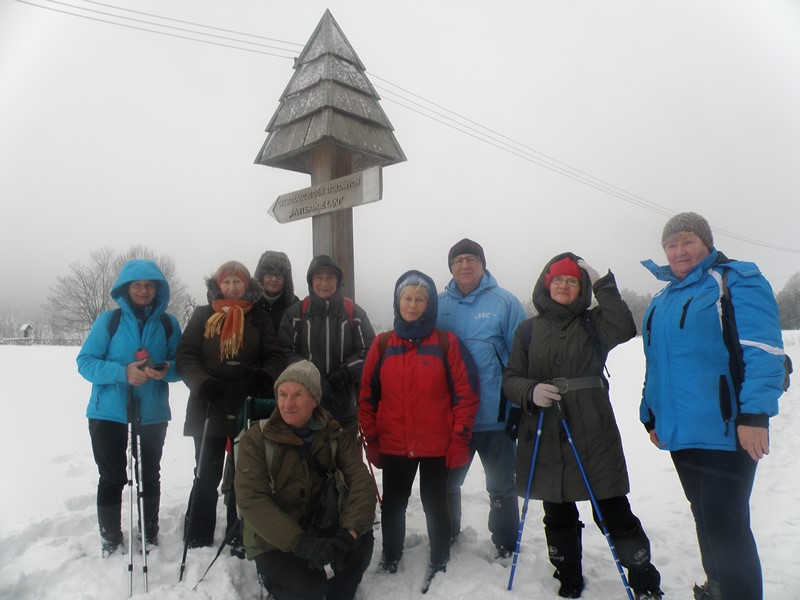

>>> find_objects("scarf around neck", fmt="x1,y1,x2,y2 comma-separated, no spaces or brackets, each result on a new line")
204,299,252,360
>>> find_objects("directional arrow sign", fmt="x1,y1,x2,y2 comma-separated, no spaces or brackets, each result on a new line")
269,166,383,224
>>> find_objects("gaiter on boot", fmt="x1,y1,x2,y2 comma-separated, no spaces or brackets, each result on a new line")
545,521,584,598
613,524,662,597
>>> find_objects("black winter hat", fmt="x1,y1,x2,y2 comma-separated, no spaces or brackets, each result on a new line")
448,238,486,270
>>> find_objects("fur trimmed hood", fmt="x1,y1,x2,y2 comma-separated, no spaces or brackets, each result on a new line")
254,250,295,302
205,276,264,305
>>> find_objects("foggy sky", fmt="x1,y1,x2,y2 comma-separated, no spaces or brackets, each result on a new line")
2,0,799,326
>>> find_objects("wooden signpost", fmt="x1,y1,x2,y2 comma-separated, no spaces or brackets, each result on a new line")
255,10,405,299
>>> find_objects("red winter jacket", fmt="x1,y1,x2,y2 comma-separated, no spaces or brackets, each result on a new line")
358,329,480,458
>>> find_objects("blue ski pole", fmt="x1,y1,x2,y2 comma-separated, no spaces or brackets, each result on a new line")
555,400,634,600
507,410,545,591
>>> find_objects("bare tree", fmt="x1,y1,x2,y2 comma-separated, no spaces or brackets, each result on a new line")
619,288,653,335
45,248,117,335
776,272,800,330
43,246,194,337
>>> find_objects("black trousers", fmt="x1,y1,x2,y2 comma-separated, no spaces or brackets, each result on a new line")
672,448,761,600
543,495,641,535
185,435,238,547
381,454,450,566
254,531,374,600
88,418,167,506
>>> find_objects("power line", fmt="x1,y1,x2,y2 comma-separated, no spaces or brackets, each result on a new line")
14,0,297,59
78,0,304,48
12,0,800,255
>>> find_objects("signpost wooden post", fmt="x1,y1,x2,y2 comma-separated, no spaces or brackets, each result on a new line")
254,10,405,299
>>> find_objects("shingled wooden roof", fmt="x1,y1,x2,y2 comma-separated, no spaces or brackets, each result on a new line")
254,10,406,174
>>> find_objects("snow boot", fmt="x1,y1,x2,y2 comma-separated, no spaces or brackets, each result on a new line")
98,503,123,558
421,561,446,594
545,521,584,598
613,524,663,599
142,493,160,547
377,551,400,574
693,579,723,600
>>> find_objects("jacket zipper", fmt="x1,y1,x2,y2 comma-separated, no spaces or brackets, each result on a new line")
679,297,693,329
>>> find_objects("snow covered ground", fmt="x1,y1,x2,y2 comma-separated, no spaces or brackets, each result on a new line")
1,335,798,599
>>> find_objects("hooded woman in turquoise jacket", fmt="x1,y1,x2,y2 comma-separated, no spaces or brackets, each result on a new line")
77,259,182,556
640,212,786,600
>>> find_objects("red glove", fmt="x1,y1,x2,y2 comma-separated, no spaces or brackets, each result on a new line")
445,429,471,469
363,435,382,469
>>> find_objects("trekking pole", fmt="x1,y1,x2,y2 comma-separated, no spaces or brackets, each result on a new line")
131,392,149,593
507,410,544,591
179,402,212,583
555,400,634,600
358,426,382,506
127,388,135,597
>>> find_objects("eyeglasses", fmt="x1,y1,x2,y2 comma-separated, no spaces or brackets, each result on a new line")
451,256,480,266
551,276,580,287
262,273,284,281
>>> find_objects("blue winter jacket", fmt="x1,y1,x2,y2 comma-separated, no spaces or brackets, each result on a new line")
438,271,526,432
77,259,182,425
640,249,785,451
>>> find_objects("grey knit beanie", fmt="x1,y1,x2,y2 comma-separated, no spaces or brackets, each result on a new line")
661,212,714,250
274,360,322,404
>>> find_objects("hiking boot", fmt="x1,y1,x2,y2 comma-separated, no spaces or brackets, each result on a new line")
495,545,513,559
554,568,584,598
98,504,123,558
377,558,399,574
629,563,663,600
422,562,446,594
694,580,723,600
101,534,123,558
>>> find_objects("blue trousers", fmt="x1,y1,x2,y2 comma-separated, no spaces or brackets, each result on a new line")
671,448,761,600
447,429,519,550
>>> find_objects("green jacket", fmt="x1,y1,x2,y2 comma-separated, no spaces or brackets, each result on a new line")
235,407,376,559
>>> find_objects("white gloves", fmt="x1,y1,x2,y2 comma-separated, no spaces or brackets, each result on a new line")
577,259,600,286
530,383,561,408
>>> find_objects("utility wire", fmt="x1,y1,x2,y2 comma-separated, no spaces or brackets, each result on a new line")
14,0,297,59
12,0,800,255
78,0,304,48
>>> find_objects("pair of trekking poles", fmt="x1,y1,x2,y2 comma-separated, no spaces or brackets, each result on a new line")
507,399,635,600
126,388,149,597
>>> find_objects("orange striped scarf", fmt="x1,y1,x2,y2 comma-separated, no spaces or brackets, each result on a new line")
204,300,252,360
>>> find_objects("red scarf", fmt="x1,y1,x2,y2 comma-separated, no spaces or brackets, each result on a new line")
204,299,252,360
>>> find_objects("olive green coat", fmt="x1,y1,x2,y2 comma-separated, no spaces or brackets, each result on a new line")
503,253,636,503
235,407,376,559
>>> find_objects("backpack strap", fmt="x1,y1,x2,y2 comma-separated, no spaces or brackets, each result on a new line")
299,296,356,332
260,422,340,496
108,307,173,340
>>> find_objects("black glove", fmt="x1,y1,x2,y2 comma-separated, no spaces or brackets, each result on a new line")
198,378,223,403
331,529,358,570
293,533,354,570
326,366,352,392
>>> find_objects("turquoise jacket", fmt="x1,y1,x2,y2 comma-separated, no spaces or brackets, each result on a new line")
640,249,784,451
77,259,182,425
438,271,526,432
